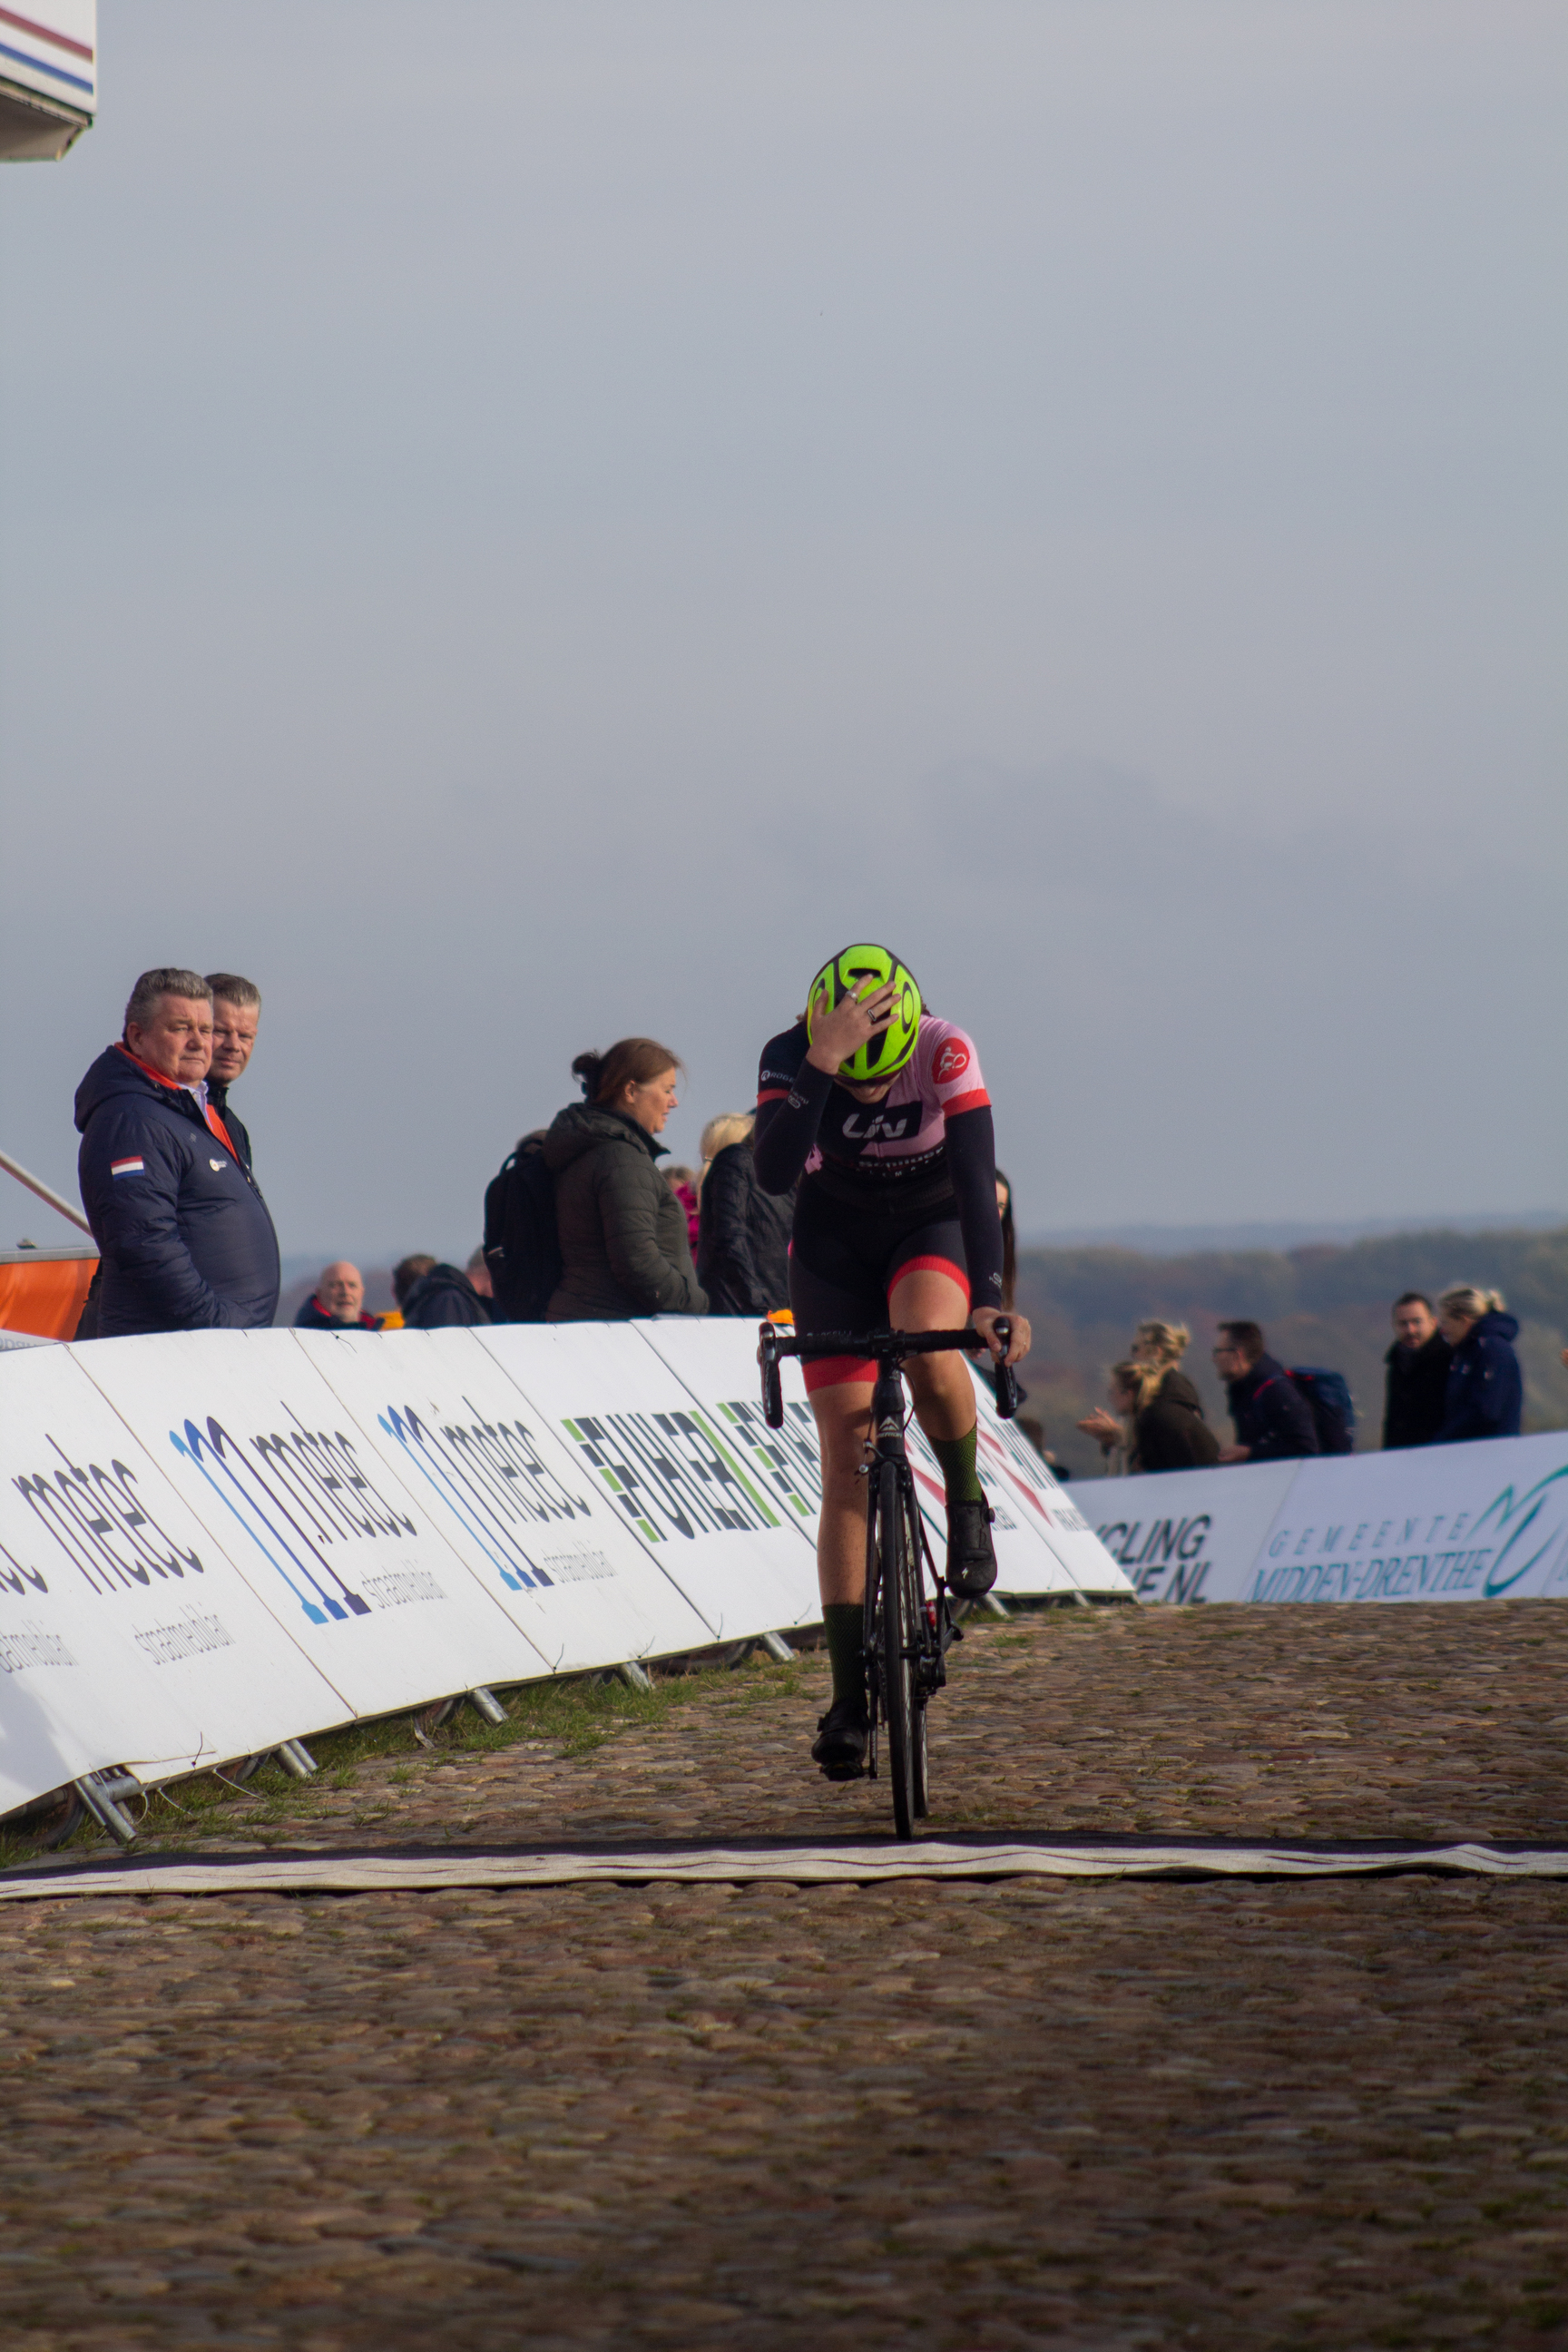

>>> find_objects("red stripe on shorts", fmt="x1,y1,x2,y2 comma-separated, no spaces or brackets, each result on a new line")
802,1354,877,1395
890,1255,970,1303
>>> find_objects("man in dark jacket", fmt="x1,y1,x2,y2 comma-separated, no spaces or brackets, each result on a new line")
75,967,280,1336
296,1260,379,1331
1213,1320,1320,1464
205,972,263,1177
1382,1291,1453,1450
394,1254,492,1328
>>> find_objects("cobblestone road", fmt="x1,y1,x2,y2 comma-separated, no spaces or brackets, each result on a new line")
2,1600,1565,2348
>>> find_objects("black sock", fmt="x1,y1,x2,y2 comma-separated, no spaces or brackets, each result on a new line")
929,1426,985,1505
821,1603,866,1706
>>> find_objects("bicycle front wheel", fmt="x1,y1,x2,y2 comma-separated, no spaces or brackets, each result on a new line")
876,1461,919,1840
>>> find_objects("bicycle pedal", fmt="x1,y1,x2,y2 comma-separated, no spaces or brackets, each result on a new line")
819,1761,867,1783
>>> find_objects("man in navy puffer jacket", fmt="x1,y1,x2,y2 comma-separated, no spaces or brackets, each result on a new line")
75,967,279,1337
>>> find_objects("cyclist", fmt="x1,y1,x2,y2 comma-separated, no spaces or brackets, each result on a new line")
754,944,1032,1777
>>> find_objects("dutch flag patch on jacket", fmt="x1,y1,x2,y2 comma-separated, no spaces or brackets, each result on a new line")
110,1157,145,1179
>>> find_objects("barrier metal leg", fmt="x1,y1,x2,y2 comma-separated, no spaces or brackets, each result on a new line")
616,1661,653,1694
976,1593,1012,1620
73,1769,142,1847
277,1740,318,1779
758,1631,795,1663
467,1687,508,1727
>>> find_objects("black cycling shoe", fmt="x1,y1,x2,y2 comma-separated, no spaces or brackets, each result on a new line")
811,1694,869,1779
946,1499,998,1597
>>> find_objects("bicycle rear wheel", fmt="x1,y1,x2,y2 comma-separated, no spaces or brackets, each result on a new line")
877,1461,919,1840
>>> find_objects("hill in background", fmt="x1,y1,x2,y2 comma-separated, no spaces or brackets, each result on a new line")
1014,1225,1568,1482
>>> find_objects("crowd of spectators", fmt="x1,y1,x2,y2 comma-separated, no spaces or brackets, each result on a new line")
1073,1291,1525,1476
70,980,1533,1472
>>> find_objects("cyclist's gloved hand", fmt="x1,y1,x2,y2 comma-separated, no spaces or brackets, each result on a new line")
971,1307,1032,1367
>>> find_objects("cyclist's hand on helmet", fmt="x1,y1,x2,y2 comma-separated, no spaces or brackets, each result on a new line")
805,979,897,1076
971,1307,1031,1367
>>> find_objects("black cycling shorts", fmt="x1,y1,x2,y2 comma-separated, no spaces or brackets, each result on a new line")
789,1185,969,1394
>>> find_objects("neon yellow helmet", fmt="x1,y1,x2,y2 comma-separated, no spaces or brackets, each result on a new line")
806,944,923,1083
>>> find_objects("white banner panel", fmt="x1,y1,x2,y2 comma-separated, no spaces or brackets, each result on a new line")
1091,1433,1568,1605
968,1367,1135,1597
475,1323,820,1635
635,1318,1132,1602
1247,1434,1568,1606
293,1327,715,1668
1089,1463,1302,1603
76,1332,549,1713
627,1319,822,1544
0,1347,347,1808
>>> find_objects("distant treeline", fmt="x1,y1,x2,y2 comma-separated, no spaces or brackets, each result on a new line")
1013,1227,1568,1481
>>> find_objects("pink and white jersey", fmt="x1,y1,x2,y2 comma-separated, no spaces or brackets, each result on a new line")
757,1014,989,1182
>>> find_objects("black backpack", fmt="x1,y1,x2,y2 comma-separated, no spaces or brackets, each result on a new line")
482,1137,561,1323
1288,1366,1356,1455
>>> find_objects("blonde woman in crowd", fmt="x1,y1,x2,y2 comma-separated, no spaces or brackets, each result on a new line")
1079,1318,1218,1471
695,1110,793,1316
1079,1352,1220,1474
1433,1285,1523,1442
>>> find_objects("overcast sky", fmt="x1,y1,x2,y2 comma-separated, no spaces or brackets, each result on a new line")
1,1,1563,1261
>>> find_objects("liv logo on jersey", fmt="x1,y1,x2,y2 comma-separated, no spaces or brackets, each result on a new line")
111,1157,145,1179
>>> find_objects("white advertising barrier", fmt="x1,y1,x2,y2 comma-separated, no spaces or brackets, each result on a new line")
1245,1435,1568,1606
1091,1433,1568,1606
968,1369,1134,1597
475,1321,821,1635
1091,1463,1301,1604
633,1318,1132,1602
294,1326,715,1669
76,1331,551,1713
0,1345,348,1808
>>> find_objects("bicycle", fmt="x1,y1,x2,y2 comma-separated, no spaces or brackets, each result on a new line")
759,1320,1020,1840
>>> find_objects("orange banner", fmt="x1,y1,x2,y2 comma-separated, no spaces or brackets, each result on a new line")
0,1257,95,1340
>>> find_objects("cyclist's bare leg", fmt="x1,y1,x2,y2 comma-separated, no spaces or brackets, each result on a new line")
808,1377,877,1608
887,1263,976,1446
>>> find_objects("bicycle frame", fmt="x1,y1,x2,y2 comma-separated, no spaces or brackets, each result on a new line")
758,1320,1016,1837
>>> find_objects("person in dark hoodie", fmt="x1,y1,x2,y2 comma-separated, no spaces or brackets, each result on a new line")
544,1040,707,1320
1433,1285,1523,1443
393,1253,492,1328
1213,1319,1320,1464
75,967,279,1336
695,1110,792,1316
1382,1291,1454,1450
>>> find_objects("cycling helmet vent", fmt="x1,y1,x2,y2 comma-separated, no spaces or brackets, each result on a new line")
806,944,923,1083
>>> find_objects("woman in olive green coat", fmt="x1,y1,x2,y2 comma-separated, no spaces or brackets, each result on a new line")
543,1038,709,1321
